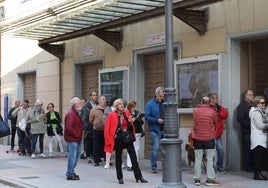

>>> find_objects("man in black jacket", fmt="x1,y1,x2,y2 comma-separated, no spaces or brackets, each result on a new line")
237,89,254,172
8,100,21,151
81,91,98,161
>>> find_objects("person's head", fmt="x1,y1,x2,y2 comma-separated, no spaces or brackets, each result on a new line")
201,96,210,105
70,97,82,111
14,100,20,108
47,103,55,112
242,89,254,102
113,98,124,113
107,96,117,107
207,93,218,105
80,99,85,106
252,96,266,110
98,96,106,108
35,99,43,108
155,86,164,102
22,99,29,109
90,91,98,103
127,101,137,113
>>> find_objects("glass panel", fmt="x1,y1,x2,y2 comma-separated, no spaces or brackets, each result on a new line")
100,70,128,102
177,59,218,108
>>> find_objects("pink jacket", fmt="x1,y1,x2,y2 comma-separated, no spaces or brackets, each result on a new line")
192,104,218,141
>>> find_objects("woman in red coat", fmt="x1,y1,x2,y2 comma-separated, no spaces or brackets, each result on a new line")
104,98,147,184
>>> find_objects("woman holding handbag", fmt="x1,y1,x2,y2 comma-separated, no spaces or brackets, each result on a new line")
104,98,148,184
46,103,65,157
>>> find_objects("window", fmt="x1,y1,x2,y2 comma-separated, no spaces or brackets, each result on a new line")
99,66,129,102
175,55,220,111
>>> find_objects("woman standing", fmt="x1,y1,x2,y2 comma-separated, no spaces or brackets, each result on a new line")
249,96,268,180
46,103,64,157
104,98,148,184
30,99,47,158
126,101,145,171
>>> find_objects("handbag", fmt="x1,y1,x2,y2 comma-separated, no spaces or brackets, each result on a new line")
18,118,26,132
0,121,10,138
115,114,135,145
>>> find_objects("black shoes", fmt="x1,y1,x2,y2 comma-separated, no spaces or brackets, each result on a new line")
118,179,124,184
254,171,268,180
136,177,148,183
127,167,133,171
94,163,99,166
67,175,80,180
151,169,157,174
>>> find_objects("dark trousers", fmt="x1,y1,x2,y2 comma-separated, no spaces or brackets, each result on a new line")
10,124,17,149
92,129,105,163
115,130,142,180
17,127,31,154
252,145,268,171
243,134,253,171
83,131,93,157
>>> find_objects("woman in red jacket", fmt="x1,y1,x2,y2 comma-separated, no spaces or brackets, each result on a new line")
104,98,147,184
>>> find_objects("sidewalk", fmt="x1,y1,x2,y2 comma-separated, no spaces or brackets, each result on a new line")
0,144,266,188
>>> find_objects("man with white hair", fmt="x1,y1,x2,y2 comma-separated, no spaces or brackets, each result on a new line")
64,96,83,180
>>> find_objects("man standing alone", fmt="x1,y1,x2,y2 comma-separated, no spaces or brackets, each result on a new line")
192,96,219,186
64,97,83,180
145,86,165,174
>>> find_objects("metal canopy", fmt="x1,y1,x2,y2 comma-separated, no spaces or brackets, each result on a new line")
0,0,222,43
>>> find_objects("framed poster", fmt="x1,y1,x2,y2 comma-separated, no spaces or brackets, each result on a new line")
99,66,129,102
175,55,220,111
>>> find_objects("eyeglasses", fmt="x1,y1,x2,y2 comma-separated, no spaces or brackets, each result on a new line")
48,106,53,108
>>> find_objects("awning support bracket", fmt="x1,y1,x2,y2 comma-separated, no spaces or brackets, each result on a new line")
93,30,123,51
173,7,209,35
38,43,65,62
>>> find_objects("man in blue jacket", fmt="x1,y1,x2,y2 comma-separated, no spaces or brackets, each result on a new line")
145,86,165,174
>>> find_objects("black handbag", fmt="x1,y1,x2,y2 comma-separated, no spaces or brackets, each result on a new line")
0,121,10,138
115,114,135,145
121,129,135,145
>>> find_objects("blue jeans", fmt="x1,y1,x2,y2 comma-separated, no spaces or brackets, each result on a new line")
215,137,224,169
66,142,81,177
31,134,44,154
149,131,162,170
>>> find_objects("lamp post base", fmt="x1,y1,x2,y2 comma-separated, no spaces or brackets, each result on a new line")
158,138,186,188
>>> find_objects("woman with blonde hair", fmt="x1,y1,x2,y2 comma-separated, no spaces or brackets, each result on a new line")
104,98,147,184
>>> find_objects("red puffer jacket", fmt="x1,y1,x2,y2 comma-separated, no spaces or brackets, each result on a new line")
210,105,228,138
64,107,83,142
192,104,218,141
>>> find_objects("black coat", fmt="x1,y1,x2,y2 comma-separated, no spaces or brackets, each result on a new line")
46,111,63,136
237,99,252,135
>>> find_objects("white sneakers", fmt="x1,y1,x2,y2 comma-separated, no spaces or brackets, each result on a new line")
40,153,46,158
104,162,110,169
31,153,36,159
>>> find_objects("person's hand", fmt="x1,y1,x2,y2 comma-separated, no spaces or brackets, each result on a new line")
158,118,164,124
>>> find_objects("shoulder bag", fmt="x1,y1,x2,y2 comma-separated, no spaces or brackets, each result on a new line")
0,121,10,138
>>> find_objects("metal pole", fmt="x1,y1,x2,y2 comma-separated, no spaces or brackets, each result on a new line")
159,1,186,187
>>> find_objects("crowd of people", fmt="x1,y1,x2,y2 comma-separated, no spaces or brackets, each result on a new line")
6,86,268,185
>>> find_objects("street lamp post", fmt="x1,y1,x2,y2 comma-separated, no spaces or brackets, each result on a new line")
159,1,186,188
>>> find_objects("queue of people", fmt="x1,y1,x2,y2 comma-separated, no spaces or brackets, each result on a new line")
7,86,268,185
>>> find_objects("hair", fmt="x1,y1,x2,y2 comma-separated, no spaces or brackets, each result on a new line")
207,92,218,99
35,99,43,106
108,96,117,107
47,102,55,110
241,89,253,101
70,97,80,106
252,96,265,107
113,98,123,108
155,86,164,94
201,96,210,105
127,101,137,110
24,99,29,104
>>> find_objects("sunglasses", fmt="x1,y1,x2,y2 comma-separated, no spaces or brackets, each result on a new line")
260,102,266,105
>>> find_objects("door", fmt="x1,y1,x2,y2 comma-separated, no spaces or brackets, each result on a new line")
144,52,165,159
23,73,36,107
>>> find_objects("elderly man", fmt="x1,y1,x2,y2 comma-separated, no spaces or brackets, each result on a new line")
64,97,83,180
192,96,219,186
